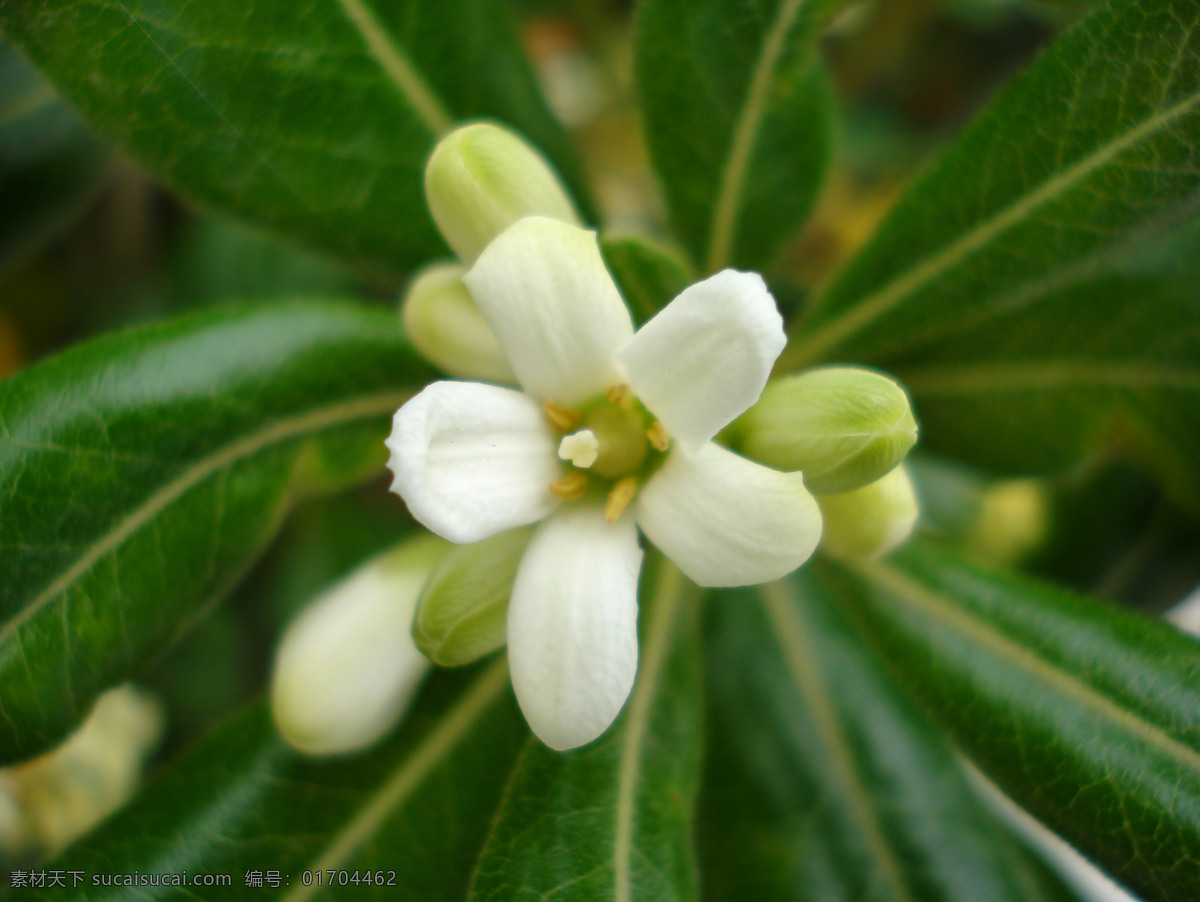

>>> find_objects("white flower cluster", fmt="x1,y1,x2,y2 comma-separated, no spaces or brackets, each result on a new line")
271,123,918,757
386,126,823,751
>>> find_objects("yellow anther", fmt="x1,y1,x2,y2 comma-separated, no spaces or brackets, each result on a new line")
647,421,670,452
550,471,588,500
543,400,581,433
605,477,638,523
606,383,634,409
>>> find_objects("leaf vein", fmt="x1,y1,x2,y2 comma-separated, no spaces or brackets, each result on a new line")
790,84,1200,364
0,390,410,650
856,559,1200,776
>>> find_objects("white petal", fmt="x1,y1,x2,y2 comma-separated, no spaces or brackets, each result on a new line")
614,269,784,451
386,381,559,544
507,505,643,750
636,442,821,587
463,217,634,405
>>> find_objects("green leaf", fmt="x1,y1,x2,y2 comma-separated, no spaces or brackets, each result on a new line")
834,540,1200,902
899,220,1200,514
58,662,525,901
0,300,433,763
152,216,363,313
469,557,702,901
0,0,586,273
782,0,1200,508
699,573,1075,901
0,39,108,275
635,0,838,273
600,232,693,325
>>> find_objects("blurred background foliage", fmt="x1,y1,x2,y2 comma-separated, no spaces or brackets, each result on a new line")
2,0,1197,792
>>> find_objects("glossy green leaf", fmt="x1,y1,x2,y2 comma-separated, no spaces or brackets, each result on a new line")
0,300,433,763
898,220,1200,514
469,557,702,901
834,540,1200,902
600,232,692,325
782,0,1200,509
0,40,108,275
0,0,586,274
635,0,838,273
58,662,524,901
699,573,1077,901
152,216,362,313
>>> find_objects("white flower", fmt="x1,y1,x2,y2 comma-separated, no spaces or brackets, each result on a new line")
387,215,822,751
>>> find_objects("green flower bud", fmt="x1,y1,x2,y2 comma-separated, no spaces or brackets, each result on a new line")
737,366,918,494
425,122,580,264
818,463,918,561
414,527,530,667
401,262,515,381
271,534,449,756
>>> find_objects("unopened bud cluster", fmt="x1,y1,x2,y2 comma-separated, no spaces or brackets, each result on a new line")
402,123,582,382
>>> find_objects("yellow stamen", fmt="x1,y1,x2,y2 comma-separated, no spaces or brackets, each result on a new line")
647,421,670,452
550,471,588,500
543,400,581,433
605,476,638,523
606,383,634,409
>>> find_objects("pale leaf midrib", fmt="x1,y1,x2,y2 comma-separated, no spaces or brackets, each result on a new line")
786,86,1200,366
332,0,453,136
283,661,509,902
901,361,1200,395
614,562,689,902
0,390,410,648
761,581,916,902
857,559,1200,775
706,0,813,272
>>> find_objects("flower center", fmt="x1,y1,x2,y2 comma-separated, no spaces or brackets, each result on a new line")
545,384,671,521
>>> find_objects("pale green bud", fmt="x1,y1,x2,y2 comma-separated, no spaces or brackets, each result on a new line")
425,122,580,264
414,527,530,667
401,262,515,382
818,464,918,561
967,479,1049,566
737,367,918,494
271,534,449,756
907,458,1049,566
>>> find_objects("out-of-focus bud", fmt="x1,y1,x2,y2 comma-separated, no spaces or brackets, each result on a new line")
907,456,1049,567
425,122,581,264
818,464,918,561
401,262,515,382
967,479,1049,566
0,685,163,859
271,534,449,757
736,366,917,494
414,527,529,667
